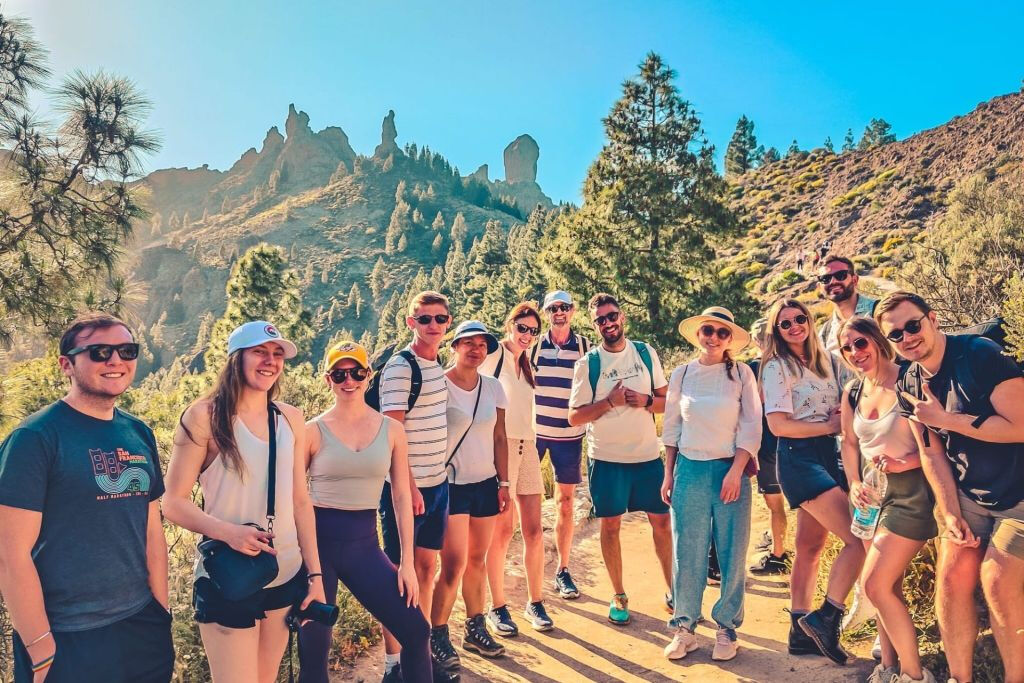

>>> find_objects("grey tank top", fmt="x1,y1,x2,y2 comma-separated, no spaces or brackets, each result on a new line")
308,417,391,510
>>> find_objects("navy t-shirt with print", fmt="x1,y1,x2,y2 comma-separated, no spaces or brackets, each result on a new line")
898,335,1024,510
0,400,164,631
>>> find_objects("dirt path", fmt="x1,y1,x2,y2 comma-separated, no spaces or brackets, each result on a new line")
337,485,874,682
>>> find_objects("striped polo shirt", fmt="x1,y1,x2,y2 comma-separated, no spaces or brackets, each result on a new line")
533,330,590,441
379,347,448,487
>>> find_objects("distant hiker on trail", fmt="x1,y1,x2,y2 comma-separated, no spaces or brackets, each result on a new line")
481,303,555,637
837,317,939,683
760,298,863,665
430,321,510,671
746,318,790,577
164,321,323,683
568,293,672,627
796,251,805,274
818,240,831,262
661,307,761,663
298,341,430,683
532,290,592,601
0,313,173,683
375,291,456,683
817,255,879,356
877,291,1024,683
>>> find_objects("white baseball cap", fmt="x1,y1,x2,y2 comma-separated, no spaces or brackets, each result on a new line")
226,321,298,359
542,290,573,310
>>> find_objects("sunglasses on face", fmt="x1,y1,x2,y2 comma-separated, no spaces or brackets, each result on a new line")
547,304,571,314
840,337,871,355
515,322,540,336
328,367,369,383
595,311,621,326
818,269,852,285
777,314,809,331
700,325,733,340
413,314,451,325
65,343,140,363
885,315,927,343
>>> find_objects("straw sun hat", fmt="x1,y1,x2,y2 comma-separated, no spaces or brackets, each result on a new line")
677,306,751,355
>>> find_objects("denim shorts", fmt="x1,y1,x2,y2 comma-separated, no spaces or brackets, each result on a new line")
380,480,449,564
537,437,583,485
194,569,306,629
776,435,847,509
448,477,500,518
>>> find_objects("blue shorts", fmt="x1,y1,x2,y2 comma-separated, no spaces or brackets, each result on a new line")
448,477,500,518
587,457,669,518
380,480,449,564
537,436,583,485
776,435,847,509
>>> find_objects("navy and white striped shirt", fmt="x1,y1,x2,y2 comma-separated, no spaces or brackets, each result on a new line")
379,347,448,487
533,331,589,441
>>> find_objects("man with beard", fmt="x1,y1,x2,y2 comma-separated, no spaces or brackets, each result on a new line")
817,255,879,355
568,293,672,626
0,313,173,683
877,291,1024,683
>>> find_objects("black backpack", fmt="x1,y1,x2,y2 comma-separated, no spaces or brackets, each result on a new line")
364,345,422,412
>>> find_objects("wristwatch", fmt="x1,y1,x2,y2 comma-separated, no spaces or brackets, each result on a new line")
498,481,510,488
645,394,654,408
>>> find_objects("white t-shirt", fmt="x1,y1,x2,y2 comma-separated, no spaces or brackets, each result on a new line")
480,345,535,441
445,374,507,484
568,340,667,463
379,347,448,487
760,356,841,422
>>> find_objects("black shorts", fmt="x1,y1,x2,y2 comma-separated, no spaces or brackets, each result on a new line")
448,477,500,517
776,435,847,509
13,597,173,683
755,442,782,495
194,569,306,629
380,480,450,564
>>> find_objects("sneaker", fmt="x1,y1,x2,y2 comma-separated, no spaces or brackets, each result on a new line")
842,581,876,631
463,614,505,658
554,567,580,599
381,664,404,683
749,552,790,575
430,625,460,671
799,602,852,665
485,605,518,637
785,609,823,657
707,565,722,586
896,670,937,683
754,530,773,552
608,593,630,625
867,663,898,683
523,601,554,632
664,592,674,613
431,659,460,682
663,628,698,660
871,634,882,659
711,628,738,661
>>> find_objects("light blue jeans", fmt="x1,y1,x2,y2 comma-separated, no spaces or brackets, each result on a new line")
668,455,751,638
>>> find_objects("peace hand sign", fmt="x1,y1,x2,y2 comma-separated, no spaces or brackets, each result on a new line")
900,383,950,430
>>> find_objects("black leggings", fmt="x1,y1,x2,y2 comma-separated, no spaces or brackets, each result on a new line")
298,507,430,683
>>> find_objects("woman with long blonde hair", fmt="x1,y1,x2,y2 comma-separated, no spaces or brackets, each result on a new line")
759,299,864,666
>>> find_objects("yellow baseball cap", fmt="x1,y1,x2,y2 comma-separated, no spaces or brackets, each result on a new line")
323,340,369,372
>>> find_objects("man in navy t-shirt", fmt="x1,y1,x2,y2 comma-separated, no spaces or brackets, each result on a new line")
0,313,172,683
877,291,1024,683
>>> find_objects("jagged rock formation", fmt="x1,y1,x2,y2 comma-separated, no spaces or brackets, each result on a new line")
470,164,489,182
504,134,539,183
374,110,401,158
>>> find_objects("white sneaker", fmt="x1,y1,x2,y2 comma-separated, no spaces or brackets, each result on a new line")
897,671,937,683
711,628,738,661
664,628,698,660
842,581,876,631
871,634,882,659
867,663,898,683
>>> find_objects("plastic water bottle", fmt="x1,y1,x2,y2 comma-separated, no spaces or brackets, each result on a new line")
851,465,888,540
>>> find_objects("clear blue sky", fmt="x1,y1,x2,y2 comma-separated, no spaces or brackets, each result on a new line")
10,1,1024,203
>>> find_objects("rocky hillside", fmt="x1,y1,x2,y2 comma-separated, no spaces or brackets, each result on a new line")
722,89,1024,295
127,106,553,364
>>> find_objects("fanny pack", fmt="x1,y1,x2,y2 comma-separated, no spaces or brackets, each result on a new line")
198,402,281,601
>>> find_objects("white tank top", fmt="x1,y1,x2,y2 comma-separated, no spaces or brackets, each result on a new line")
852,396,917,463
196,411,302,587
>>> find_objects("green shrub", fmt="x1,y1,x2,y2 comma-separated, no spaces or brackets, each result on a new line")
766,269,803,293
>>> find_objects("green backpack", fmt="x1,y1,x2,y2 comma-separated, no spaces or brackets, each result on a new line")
586,341,654,397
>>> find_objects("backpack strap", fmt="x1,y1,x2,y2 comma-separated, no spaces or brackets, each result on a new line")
848,378,864,410
397,349,421,411
632,341,655,393
493,347,505,379
579,334,591,354
266,402,280,532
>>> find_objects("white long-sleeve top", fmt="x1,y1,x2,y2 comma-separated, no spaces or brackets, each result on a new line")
662,359,763,461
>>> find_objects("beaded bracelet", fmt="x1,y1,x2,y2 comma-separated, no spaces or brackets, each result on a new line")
32,654,54,673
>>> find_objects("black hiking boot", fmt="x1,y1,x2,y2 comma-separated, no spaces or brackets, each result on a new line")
786,609,823,656
381,664,403,683
431,659,460,682
462,614,505,658
749,552,790,576
799,601,851,664
430,624,460,671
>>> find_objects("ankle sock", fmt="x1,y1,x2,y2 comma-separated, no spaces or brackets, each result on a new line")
384,653,400,672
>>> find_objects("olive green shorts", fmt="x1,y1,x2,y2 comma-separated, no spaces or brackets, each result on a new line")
872,467,937,542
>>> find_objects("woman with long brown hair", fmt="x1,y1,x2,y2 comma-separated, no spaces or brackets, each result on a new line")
163,321,324,683
481,302,554,636
760,299,864,666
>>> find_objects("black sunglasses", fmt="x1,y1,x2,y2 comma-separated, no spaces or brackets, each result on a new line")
595,311,621,326
885,315,927,343
65,343,140,363
413,314,451,325
817,269,852,285
328,367,369,383
547,303,571,314
700,325,733,340
515,322,540,336
777,314,809,330
839,337,870,355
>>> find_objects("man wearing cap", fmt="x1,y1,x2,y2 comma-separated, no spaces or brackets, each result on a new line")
568,293,672,626
817,255,878,355
531,290,592,599
0,312,173,683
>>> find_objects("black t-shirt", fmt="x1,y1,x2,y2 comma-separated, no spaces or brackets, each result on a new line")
897,335,1024,510
0,400,165,631
746,359,778,460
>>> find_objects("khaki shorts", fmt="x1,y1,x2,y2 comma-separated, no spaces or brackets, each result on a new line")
957,492,1024,555
508,438,544,497
992,518,1024,560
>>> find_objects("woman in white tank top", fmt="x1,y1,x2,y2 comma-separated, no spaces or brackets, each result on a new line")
163,321,324,683
838,316,941,683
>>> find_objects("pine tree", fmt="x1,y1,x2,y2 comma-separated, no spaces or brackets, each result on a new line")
787,139,801,157
397,232,409,252
842,128,856,153
432,211,445,231
541,52,752,347
412,208,424,225
347,282,363,319
450,211,468,245
724,115,760,177
150,213,163,236
443,239,468,301
321,266,330,284
369,256,387,299
431,233,444,253
461,220,508,317
761,147,781,164
385,182,412,254
858,118,896,150
823,136,834,153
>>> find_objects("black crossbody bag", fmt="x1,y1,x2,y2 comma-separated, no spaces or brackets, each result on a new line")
198,402,281,601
